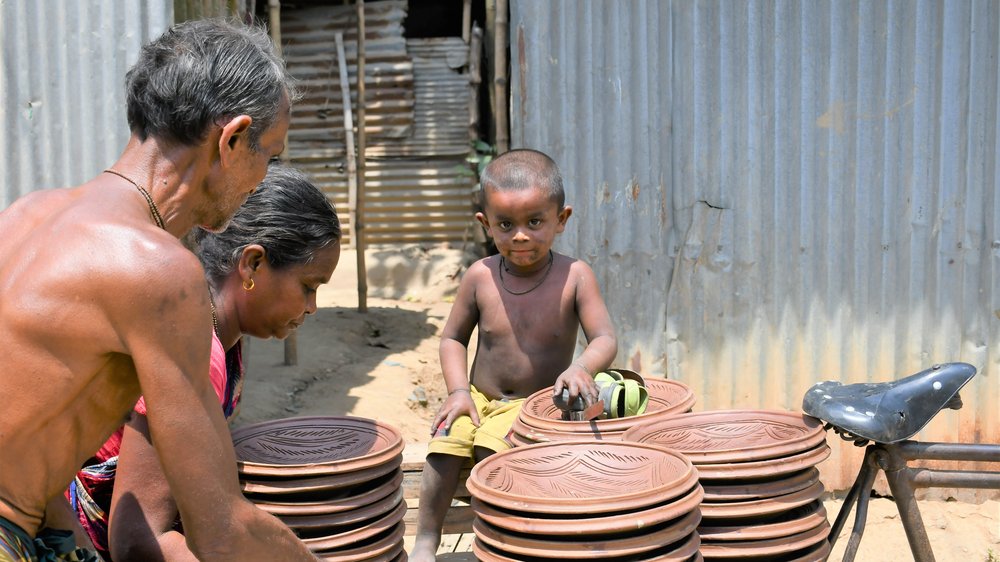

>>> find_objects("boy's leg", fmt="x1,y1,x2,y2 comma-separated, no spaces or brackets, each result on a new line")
410,452,466,562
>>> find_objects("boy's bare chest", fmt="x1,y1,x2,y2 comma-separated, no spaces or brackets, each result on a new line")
477,289,576,341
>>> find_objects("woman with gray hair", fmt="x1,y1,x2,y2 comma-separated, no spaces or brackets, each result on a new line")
70,165,341,561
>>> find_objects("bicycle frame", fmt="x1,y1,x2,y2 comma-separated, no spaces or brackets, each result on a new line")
832,440,1000,562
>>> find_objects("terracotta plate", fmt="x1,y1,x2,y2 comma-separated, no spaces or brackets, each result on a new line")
509,415,624,445
240,454,402,495
698,500,827,541
698,520,830,559
691,443,831,480
313,523,404,562
300,500,407,551
466,441,696,514
473,532,700,562
701,468,819,501
518,378,696,434
473,509,700,559
279,488,404,530
472,478,702,535
250,469,403,516
233,416,404,477
622,410,826,464
700,481,825,520
783,538,832,562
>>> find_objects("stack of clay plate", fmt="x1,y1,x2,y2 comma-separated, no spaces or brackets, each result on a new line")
467,440,705,561
232,416,407,562
623,410,832,562
509,373,696,446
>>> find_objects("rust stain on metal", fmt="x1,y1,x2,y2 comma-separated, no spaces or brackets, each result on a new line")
630,178,640,201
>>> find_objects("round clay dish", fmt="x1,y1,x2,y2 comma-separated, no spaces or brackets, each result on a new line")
473,531,700,562
698,500,827,541
241,454,401,495
233,416,404,477
473,508,701,559
783,537,832,562
510,415,624,445
698,520,830,558
279,488,403,530
622,410,826,464
701,468,819,501
691,443,831,480
313,523,404,562
518,377,696,434
472,476,702,535
700,480,825,520
251,469,402,516
466,440,696,514
300,500,406,551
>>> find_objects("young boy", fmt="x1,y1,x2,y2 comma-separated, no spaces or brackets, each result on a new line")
409,149,618,561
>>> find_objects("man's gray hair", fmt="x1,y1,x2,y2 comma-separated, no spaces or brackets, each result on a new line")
125,18,298,150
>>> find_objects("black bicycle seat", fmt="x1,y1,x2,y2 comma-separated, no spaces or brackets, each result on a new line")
802,362,976,443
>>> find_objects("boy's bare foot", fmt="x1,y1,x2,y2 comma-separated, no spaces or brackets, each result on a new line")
410,534,440,562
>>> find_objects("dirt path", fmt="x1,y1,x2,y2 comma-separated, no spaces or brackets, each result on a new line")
234,247,1000,561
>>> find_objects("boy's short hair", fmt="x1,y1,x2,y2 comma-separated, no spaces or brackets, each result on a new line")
479,149,565,209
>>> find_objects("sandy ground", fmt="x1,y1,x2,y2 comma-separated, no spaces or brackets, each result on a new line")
233,246,1000,561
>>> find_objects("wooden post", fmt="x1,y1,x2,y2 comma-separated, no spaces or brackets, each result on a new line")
462,0,472,44
493,0,509,153
267,0,299,366
336,33,359,256
469,25,483,145
355,0,368,313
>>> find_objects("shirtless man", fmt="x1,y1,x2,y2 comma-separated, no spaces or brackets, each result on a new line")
410,149,618,561
0,19,317,561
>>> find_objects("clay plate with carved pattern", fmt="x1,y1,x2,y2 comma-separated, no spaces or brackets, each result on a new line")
474,514,702,560
240,454,402,495
698,520,831,559
471,477,702,535
700,480,825,520
471,537,704,562
233,416,404,477
249,469,403,516
518,376,696,434
300,500,407,552
690,443,831,480
622,409,826,463
698,500,828,542
466,440,696,514
313,522,404,562
701,467,820,501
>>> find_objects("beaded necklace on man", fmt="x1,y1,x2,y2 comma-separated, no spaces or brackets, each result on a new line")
103,169,165,229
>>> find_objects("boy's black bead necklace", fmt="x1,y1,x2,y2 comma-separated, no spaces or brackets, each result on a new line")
499,250,554,295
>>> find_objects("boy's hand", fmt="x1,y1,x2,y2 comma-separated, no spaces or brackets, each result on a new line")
553,364,599,408
430,388,479,437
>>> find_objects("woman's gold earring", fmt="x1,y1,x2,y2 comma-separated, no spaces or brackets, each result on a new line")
243,278,255,291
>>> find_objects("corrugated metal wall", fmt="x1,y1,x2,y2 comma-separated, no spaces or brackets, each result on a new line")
511,0,1000,496
1,0,172,208
281,0,478,246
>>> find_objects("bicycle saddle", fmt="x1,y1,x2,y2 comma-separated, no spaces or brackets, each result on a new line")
802,362,976,444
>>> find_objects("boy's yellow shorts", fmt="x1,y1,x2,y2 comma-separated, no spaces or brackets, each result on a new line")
428,385,524,458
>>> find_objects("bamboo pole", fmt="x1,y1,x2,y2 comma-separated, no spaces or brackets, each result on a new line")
336,32,359,258
266,0,299,366
355,0,368,313
469,24,483,145
462,0,472,44
493,0,509,153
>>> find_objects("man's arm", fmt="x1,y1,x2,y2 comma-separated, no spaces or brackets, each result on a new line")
109,413,197,562
115,251,316,561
